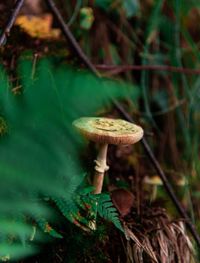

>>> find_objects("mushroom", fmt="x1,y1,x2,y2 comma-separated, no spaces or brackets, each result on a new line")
73,117,144,194
176,176,188,187
175,176,189,206
144,175,163,201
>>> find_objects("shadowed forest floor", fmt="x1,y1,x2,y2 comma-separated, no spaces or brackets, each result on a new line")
0,1,200,262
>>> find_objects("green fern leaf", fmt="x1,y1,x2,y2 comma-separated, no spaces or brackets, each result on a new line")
97,194,124,232
34,217,62,239
53,197,92,232
0,56,137,259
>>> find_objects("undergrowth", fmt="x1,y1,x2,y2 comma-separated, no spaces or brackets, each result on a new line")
0,56,135,260
0,0,200,261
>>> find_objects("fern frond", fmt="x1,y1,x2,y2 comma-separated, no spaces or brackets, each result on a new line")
0,56,135,259
53,197,91,232
73,189,124,232
0,243,36,262
97,194,124,232
35,217,62,239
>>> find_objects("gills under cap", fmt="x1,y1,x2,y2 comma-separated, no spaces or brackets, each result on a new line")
73,117,144,145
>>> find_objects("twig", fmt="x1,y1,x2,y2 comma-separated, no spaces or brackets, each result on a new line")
45,0,100,76
67,0,82,27
0,0,25,47
46,0,200,248
96,64,200,76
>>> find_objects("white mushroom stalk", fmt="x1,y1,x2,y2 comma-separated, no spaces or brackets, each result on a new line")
144,176,163,201
93,143,109,194
73,117,144,194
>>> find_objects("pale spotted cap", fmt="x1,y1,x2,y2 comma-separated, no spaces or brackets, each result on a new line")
73,117,143,145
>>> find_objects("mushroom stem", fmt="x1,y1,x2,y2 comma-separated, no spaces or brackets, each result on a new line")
151,185,157,201
93,143,109,194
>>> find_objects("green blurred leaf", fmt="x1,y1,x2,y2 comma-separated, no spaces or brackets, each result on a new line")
0,243,36,261
94,0,113,10
80,7,94,30
153,89,169,110
0,56,138,260
123,0,139,18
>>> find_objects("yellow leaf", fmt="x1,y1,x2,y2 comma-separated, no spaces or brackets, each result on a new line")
15,14,60,39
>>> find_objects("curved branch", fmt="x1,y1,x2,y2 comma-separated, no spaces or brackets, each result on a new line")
96,64,200,76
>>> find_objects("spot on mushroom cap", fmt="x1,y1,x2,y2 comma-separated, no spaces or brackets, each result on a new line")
72,117,144,145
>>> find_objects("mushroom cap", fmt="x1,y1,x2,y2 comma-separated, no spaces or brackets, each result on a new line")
176,177,188,186
73,117,143,145
144,176,163,186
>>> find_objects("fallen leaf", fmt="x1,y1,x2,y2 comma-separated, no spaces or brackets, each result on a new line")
15,14,60,39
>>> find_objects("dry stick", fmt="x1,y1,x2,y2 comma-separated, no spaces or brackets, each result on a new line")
46,0,200,248
45,0,100,77
0,0,25,47
96,64,200,76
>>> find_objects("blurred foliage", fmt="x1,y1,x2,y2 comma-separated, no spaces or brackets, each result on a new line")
94,0,139,17
80,7,94,30
0,54,138,260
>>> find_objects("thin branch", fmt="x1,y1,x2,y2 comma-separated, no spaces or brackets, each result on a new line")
46,0,200,248
0,0,25,47
96,64,200,76
45,0,100,76
67,0,82,27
